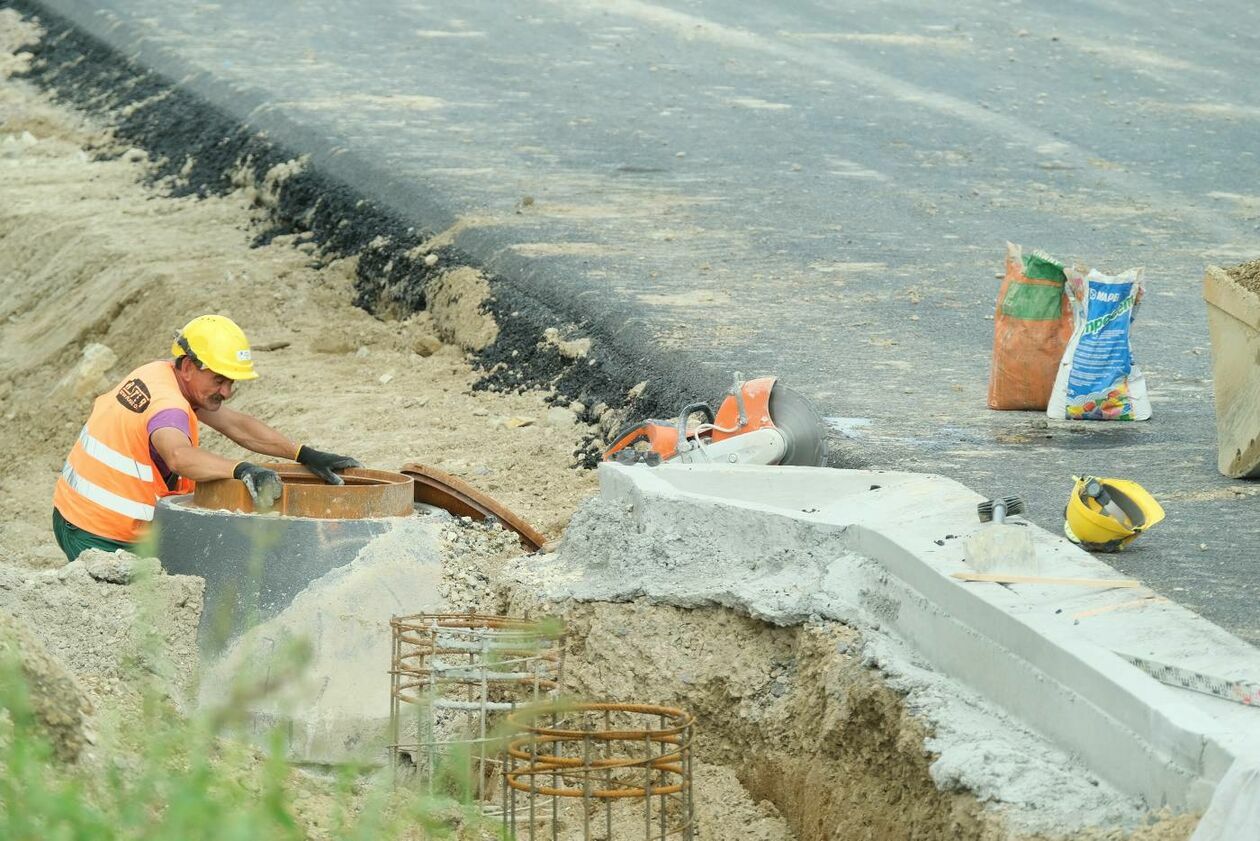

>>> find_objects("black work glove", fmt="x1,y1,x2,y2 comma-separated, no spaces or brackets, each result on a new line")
233,462,283,511
296,445,362,486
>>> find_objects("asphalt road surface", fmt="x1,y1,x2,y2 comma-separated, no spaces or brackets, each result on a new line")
27,0,1260,644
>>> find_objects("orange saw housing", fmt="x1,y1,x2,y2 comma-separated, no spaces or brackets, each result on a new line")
603,377,779,464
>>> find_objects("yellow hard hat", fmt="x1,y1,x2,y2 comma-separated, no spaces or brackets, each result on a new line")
171,315,259,381
1064,476,1164,552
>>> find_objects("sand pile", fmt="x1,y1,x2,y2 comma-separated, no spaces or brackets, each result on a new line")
1226,258,1260,295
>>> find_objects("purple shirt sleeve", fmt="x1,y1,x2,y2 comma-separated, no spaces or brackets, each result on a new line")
147,408,192,487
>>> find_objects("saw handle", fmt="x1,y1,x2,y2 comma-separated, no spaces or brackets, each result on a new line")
604,404,715,464
604,422,658,460
603,420,685,464
674,403,716,443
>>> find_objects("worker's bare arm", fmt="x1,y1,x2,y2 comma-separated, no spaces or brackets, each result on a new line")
150,427,239,482
195,405,298,460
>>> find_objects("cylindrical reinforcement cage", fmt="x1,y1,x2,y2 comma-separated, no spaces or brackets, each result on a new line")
388,613,565,806
503,702,695,841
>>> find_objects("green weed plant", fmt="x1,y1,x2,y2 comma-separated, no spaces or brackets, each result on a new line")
0,538,508,840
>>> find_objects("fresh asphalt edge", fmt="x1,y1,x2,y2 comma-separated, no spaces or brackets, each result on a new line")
10,0,738,468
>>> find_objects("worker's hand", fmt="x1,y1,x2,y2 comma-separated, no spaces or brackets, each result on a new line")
233,462,283,511
296,445,362,486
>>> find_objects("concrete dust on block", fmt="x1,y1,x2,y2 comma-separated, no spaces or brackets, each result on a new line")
1190,761,1260,841
200,517,447,764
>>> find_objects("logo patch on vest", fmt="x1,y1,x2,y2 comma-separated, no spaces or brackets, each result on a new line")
116,379,152,413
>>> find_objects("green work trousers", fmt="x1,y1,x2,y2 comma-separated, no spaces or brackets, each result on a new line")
52,508,134,563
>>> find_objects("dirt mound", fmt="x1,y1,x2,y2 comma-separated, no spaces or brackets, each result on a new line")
0,550,203,700
0,608,94,762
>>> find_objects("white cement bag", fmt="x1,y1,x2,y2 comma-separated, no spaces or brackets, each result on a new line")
1190,759,1260,841
1047,266,1151,421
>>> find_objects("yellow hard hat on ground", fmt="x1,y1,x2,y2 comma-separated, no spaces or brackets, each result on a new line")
1064,476,1164,552
171,315,259,381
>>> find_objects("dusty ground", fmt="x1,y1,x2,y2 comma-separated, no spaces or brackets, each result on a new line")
0,9,1203,841
0,8,597,571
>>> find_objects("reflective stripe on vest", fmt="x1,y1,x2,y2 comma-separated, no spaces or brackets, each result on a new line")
54,360,198,543
77,426,155,483
60,462,156,522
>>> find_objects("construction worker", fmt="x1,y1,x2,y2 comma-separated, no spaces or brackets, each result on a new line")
52,314,360,562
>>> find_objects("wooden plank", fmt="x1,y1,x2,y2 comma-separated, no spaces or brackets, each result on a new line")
1071,596,1167,621
951,572,1141,588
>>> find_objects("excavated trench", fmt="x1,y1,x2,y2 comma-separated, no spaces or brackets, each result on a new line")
494,595,1001,841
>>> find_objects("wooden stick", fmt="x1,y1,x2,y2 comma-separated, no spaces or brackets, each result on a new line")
1071,596,1167,620
951,572,1141,588
255,340,291,352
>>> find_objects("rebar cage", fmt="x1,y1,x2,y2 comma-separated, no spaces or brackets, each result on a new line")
503,702,696,841
388,612,565,804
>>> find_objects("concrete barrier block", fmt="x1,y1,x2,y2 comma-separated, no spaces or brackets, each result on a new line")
1203,265,1260,478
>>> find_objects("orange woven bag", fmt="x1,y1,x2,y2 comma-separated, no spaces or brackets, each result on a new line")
987,243,1073,410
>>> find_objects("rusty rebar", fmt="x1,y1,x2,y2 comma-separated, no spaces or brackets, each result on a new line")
388,612,565,808
503,702,695,841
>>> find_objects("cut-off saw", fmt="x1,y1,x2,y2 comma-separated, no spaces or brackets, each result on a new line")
603,374,828,467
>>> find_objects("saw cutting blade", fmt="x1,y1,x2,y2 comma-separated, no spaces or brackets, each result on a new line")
768,383,828,467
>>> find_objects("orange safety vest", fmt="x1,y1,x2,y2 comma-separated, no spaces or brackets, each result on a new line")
53,360,199,544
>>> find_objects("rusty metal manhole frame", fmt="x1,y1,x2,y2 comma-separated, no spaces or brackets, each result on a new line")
190,464,415,519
